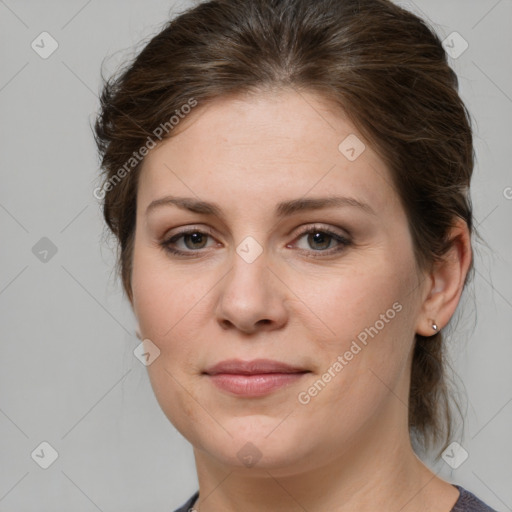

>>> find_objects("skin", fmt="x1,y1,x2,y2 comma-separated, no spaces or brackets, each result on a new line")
130,89,472,512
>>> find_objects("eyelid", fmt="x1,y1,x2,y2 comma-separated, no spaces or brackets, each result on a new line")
289,224,352,256
161,225,217,252
292,223,350,240
160,223,351,257
162,223,349,241
164,224,215,238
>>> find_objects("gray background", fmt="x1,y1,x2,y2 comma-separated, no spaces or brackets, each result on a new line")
0,0,511,510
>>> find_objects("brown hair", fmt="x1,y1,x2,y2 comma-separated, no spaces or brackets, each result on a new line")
94,0,478,458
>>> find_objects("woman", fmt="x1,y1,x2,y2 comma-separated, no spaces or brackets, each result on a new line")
94,0,497,510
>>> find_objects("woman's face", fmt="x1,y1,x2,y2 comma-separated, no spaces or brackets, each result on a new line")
131,89,429,474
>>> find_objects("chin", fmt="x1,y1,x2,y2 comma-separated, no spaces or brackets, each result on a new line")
190,419,315,472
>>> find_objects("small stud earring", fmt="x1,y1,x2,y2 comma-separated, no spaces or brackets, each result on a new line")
432,322,438,332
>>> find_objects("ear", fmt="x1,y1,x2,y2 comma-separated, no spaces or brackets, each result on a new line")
415,217,472,336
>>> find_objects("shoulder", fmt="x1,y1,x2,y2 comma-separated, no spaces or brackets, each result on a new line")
172,487,499,512
172,491,199,512
451,485,499,512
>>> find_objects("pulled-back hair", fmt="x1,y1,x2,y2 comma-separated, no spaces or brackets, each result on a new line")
94,0,477,459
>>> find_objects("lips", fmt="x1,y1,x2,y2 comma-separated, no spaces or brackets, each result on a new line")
203,359,311,397
203,358,309,375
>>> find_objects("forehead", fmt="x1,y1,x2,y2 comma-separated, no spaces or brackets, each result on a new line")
137,89,400,218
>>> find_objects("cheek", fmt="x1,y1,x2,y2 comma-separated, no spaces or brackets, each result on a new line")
291,251,415,352
131,246,210,441
131,238,207,342
292,253,418,412
132,262,212,397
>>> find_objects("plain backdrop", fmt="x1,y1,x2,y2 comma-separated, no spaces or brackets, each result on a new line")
0,0,511,510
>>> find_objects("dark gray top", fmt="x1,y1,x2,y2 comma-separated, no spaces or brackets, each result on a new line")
173,485,498,511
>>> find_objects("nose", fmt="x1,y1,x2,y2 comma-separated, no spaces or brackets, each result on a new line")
215,248,289,334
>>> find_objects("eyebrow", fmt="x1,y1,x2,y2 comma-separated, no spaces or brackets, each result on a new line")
146,195,376,218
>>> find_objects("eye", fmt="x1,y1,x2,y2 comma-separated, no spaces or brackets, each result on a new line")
160,224,352,258
160,227,217,257
290,224,352,257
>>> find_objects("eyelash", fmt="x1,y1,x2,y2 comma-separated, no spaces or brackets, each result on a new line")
160,224,352,259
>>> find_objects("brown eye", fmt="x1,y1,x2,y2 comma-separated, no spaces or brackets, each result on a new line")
161,228,217,257
305,231,334,251
181,232,209,250
291,225,352,257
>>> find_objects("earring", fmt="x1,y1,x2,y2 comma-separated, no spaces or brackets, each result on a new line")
432,321,438,332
